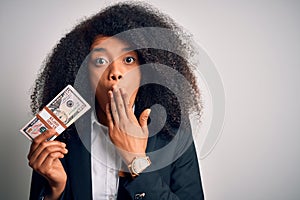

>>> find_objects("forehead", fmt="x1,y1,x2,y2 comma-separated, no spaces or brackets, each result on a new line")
90,36,130,50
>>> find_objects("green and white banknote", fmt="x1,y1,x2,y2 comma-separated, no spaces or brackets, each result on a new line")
20,85,91,141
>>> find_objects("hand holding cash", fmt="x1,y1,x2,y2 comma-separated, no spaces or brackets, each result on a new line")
20,85,91,141
24,85,90,198
27,129,67,199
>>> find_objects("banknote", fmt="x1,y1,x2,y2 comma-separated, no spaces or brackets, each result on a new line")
20,85,91,141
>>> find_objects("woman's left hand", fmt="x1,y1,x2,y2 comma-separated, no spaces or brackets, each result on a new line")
106,87,151,164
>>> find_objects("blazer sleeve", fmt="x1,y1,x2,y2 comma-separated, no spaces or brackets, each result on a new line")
122,143,205,200
29,170,71,200
29,170,48,200
29,155,71,200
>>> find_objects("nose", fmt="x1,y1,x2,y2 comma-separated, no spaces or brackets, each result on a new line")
108,62,123,81
109,74,122,81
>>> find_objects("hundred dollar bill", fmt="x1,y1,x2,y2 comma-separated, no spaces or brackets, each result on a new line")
20,85,91,141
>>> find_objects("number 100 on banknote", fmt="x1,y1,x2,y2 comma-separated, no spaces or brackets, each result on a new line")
20,85,91,141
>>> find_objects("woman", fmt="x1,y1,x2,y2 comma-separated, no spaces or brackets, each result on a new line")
28,2,204,199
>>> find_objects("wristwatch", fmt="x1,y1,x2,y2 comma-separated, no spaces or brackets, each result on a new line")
128,156,151,177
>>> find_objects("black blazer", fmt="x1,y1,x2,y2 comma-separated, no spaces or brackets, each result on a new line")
29,114,204,200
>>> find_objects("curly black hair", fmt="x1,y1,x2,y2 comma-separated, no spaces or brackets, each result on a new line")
30,1,202,140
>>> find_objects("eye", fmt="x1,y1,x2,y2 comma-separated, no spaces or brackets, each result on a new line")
124,56,136,64
94,57,109,66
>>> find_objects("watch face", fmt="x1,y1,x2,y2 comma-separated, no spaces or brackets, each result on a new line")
132,157,150,174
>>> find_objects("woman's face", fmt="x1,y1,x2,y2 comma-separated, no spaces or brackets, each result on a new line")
89,36,141,115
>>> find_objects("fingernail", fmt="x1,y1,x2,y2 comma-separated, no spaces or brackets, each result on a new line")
112,85,118,91
108,91,113,98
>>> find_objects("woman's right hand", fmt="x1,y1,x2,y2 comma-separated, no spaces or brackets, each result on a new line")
27,129,68,200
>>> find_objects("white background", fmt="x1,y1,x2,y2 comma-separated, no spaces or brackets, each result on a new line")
0,0,299,199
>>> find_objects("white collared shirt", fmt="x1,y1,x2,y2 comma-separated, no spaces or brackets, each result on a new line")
91,112,121,200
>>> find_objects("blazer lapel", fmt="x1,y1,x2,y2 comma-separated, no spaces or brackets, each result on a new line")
65,110,159,199
66,130,92,199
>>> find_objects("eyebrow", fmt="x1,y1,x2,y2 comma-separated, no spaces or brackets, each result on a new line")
92,47,134,53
